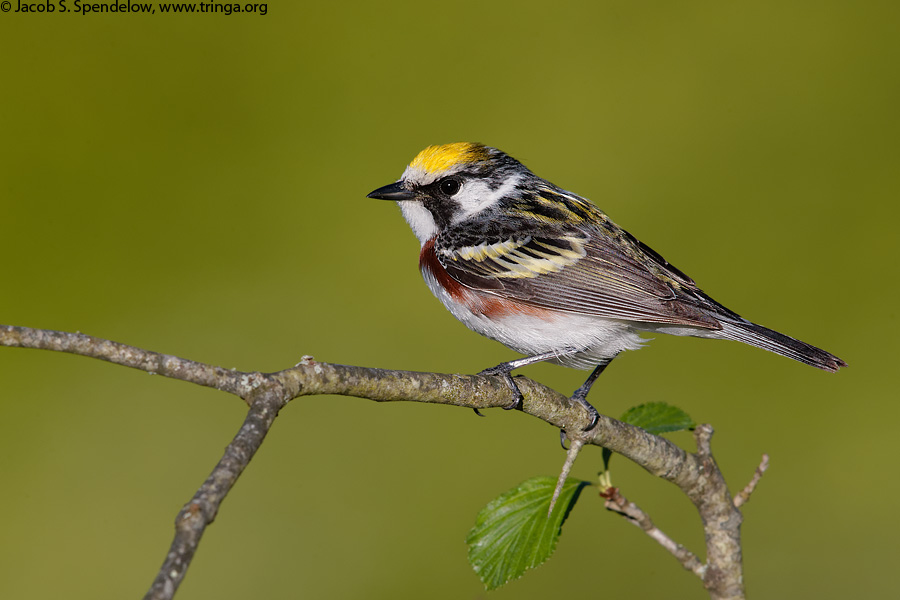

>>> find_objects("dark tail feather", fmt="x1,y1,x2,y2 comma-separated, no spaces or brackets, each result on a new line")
718,321,847,373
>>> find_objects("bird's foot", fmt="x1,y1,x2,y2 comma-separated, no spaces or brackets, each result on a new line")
477,364,524,411
558,365,607,447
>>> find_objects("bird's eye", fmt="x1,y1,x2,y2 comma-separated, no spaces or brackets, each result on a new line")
439,178,461,196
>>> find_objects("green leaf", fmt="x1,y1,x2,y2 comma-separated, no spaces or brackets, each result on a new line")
466,476,588,590
620,402,695,434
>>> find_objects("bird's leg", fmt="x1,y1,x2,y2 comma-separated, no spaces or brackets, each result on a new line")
477,349,578,412
560,362,611,447
571,362,608,429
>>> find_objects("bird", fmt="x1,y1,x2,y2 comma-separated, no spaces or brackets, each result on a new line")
367,142,846,430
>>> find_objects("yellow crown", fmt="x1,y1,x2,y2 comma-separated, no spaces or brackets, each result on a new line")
409,142,490,174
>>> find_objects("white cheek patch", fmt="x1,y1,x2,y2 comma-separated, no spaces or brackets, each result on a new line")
398,201,438,246
452,175,520,223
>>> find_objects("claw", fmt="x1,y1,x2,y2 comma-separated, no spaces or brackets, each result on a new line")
500,374,523,411
580,401,600,431
559,430,568,450
478,366,524,411
570,383,601,432
472,408,485,417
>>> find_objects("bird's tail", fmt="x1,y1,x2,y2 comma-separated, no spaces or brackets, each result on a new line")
718,320,846,373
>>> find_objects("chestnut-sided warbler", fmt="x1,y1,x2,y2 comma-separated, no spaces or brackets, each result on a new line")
368,143,845,429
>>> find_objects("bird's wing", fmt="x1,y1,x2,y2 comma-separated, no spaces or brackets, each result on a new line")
436,219,730,329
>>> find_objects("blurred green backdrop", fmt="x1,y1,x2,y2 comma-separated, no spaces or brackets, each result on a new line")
1,1,897,598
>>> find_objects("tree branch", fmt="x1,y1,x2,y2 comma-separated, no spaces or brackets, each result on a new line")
600,485,706,577
144,384,284,600
1,325,748,599
734,454,770,508
0,325,251,400
691,424,744,599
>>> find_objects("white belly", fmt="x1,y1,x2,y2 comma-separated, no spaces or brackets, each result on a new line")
422,268,646,370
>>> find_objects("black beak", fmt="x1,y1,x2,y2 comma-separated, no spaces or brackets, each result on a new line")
367,181,417,201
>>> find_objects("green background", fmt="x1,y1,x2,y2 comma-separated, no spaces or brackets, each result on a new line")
1,1,896,598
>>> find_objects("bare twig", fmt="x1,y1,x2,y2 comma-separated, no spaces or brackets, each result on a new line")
549,438,586,515
0,325,251,400
734,454,770,508
601,486,706,578
144,384,286,600
0,325,750,599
